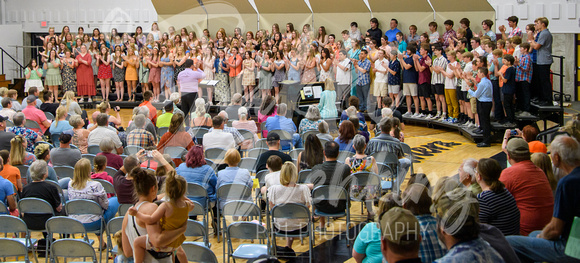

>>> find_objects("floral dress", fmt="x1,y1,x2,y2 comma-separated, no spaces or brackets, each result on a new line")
214,57,229,103
97,58,113,80
173,57,186,83
62,59,77,93
160,56,175,92
242,59,255,86
301,58,316,84
348,156,379,201
112,57,125,83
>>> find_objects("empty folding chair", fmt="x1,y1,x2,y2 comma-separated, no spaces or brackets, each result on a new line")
350,172,382,217
18,198,54,263
87,145,101,154
312,185,352,243
53,166,75,179
222,201,266,263
189,127,209,145
227,222,269,263
65,199,105,263
0,215,37,263
184,219,210,248
50,239,97,263
106,216,124,262
238,157,257,174
216,184,252,243
182,242,219,263
0,238,30,263
271,203,313,263
46,216,96,261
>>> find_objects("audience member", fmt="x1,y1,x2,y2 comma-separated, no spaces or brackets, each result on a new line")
203,115,235,151
499,137,554,235
0,155,16,213
88,113,123,154
0,98,16,121
475,158,520,236
176,145,217,212
232,107,259,150
113,155,141,204
7,112,42,152
40,91,59,117
127,114,156,148
265,103,302,149
0,115,14,151
216,149,252,208
21,95,51,135
297,134,324,172
49,133,81,167
255,133,293,172
345,134,379,218
458,158,482,195
316,121,333,142
0,149,22,191
26,144,58,183
156,102,174,128
530,152,558,193
261,155,283,196
299,105,323,134
507,135,580,263
138,90,158,124
157,113,194,156
96,137,124,170
209,111,243,147
226,93,243,120
9,135,36,166
69,114,90,154
378,207,423,263
334,120,356,153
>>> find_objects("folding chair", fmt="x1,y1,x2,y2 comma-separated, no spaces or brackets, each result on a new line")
124,145,144,155
268,130,294,152
157,127,169,138
0,202,7,214
87,145,101,154
238,129,256,153
0,215,37,263
43,180,66,205
51,133,61,148
93,179,116,196
82,154,97,165
247,148,267,158
24,120,41,131
238,158,257,173
289,148,304,160
222,201,266,263
271,203,313,263
182,242,219,263
300,130,319,144
65,199,104,263
216,184,252,243
254,139,268,149
187,183,211,235
44,112,55,121
117,204,132,216
17,198,54,263
377,163,396,194
401,142,414,175
164,146,188,159
205,148,226,161
298,169,312,184
5,119,14,127
105,167,118,178
337,151,355,163
106,216,124,262
227,222,269,263
50,239,97,263
298,169,326,186
185,219,210,248
53,166,75,179
46,217,96,262
312,185,352,243
0,238,30,263
350,172,381,217
189,127,209,145
15,165,29,186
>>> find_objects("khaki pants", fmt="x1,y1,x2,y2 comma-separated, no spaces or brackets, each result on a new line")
445,89,459,118
229,75,242,101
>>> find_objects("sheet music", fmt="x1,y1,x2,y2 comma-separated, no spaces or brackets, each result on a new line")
312,85,323,99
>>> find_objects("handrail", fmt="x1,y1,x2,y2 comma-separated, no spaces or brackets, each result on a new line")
0,46,26,78
550,54,565,126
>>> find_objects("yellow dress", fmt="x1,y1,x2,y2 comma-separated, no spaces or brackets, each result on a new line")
159,202,189,248
125,58,138,81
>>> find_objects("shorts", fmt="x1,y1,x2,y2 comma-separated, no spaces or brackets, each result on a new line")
388,85,400,94
470,97,477,114
462,91,469,102
432,84,445,95
373,82,387,97
455,86,462,101
145,234,177,255
403,83,418,96
418,83,431,98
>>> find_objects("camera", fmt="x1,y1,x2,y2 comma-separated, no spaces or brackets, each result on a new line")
145,150,153,158
510,130,518,136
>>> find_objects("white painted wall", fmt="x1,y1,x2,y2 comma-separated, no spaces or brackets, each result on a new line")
0,24,24,81
487,0,580,33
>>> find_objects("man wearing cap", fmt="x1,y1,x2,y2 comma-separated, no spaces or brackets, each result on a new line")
379,207,423,263
21,95,51,135
255,132,292,173
225,93,243,121
499,137,554,236
506,135,580,263
432,184,504,262
49,133,81,167
7,113,43,152
500,16,522,40
0,115,15,151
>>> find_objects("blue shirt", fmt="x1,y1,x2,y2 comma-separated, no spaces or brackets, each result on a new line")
49,120,74,135
417,215,447,263
265,115,297,135
530,31,540,63
334,137,355,153
176,163,218,206
385,28,402,42
398,41,407,54
435,237,504,263
357,59,371,86
387,59,401,85
468,77,493,102
553,166,580,242
403,56,419,84
216,167,252,209
0,177,14,208
353,222,382,263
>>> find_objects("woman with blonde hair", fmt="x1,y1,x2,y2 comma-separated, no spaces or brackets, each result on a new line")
216,149,253,208
301,49,317,84
267,161,311,249
319,78,338,118
531,152,558,193
92,101,121,129
9,135,36,166
68,158,119,249
191,98,212,128
49,106,73,134
61,90,82,116
201,47,215,104
123,46,139,102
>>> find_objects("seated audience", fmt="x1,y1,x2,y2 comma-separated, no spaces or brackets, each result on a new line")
0,149,22,191
192,98,212,128
127,114,156,148
345,134,379,218
88,113,123,154
260,155,283,196
475,158,521,236
232,107,259,150
507,135,580,263
255,133,293,172
458,158,482,195
50,133,81,167
21,95,51,135
203,115,235,151
316,121,334,142
0,115,15,151
209,111,243,147
8,112,42,152
48,106,74,135
157,113,194,164
156,102,174,128
378,207,424,263
297,134,324,172
9,135,36,166
216,149,252,208
225,93,243,121
68,158,119,249
26,144,58,183
176,145,217,212
265,103,302,149
258,95,277,135
499,137,554,235
91,155,114,194
0,97,16,121
531,152,558,193
126,106,157,140
334,120,356,153
96,137,124,170
267,161,312,250
113,155,141,204
138,90,158,124
299,105,324,134
0,155,16,213
69,114,90,154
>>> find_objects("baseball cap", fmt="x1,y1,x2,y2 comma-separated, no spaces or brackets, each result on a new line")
506,137,529,155
432,187,479,235
26,95,36,103
266,132,280,142
0,115,7,122
379,207,420,245
528,141,548,154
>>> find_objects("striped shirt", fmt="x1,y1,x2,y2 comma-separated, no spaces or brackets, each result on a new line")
431,56,448,84
477,188,521,236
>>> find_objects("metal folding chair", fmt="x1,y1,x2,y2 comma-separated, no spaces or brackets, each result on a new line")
53,166,75,179
182,242,219,263
17,198,54,263
222,201,265,263
185,219,211,248
104,167,118,178
87,145,101,154
50,239,97,263
187,183,211,235
65,199,104,263
216,184,252,243
124,145,144,155
289,148,304,160
271,203,313,263
227,222,269,263
350,172,382,216
254,139,268,149
82,154,97,165
337,151,355,163
401,142,414,175
105,216,124,262
157,127,169,138
238,157,257,173
0,215,37,263
164,146,188,159
247,148,267,158
300,130,319,144
0,238,30,263
93,179,116,196
117,204,132,216
312,185,352,243
46,216,96,261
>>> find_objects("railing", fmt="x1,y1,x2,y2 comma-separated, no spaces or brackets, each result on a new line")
0,46,26,78
551,55,566,126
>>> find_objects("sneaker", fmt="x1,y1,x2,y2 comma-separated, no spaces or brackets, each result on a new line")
425,114,434,119
434,113,441,119
79,98,84,103
403,112,412,117
438,115,447,122
417,113,426,118
412,113,421,118
88,98,92,103
450,118,458,123
518,111,533,117
469,122,477,128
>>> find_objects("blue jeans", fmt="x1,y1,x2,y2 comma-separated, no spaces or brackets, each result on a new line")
356,83,370,111
81,197,120,235
506,230,579,263
280,134,303,150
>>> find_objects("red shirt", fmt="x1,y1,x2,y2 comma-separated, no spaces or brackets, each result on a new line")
139,100,158,125
499,160,554,235
22,105,48,135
